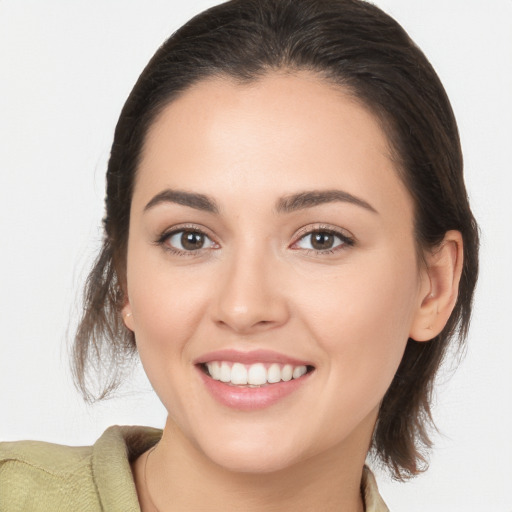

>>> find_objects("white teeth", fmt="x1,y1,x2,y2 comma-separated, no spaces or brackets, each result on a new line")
292,365,307,379
267,363,281,383
231,363,248,385
247,363,267,385
205,361,309,386
208,361,220,380
281,364,293,381
220,362,231,382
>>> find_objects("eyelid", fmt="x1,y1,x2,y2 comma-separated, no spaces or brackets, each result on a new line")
154,222,354,256
290,223,355,251
155,223,220,255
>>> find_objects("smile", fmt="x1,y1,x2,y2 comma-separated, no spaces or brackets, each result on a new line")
195,350,315,410
203,361,311,386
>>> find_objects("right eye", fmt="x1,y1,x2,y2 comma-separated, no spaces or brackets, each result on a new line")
160,229,217,254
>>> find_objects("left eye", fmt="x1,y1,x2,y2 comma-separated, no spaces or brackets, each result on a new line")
294,230,347,251
166,230,216,251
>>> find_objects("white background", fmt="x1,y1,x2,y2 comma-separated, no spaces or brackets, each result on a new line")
0,1,511,510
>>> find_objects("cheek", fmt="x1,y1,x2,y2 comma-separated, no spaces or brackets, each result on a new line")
125,246,212,379
126,262,215,420
296,253,420,396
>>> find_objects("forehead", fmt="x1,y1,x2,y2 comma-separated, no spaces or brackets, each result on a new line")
134,72,412,218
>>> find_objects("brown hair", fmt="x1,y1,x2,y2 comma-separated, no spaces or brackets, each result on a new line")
73,0,479,480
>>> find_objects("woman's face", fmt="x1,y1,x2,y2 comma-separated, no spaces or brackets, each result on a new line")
123,72,431,473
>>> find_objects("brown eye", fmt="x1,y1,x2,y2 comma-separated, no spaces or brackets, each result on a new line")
294,229,352,253
181,231,205,250
165,230,216,252
310,232,335,250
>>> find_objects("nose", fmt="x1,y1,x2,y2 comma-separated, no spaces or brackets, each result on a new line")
212,248,290,335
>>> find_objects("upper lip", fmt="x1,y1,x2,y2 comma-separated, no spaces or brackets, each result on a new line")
194,349,313,367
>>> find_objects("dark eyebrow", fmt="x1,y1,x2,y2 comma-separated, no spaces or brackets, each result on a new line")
144,189,219,214
276,189,378,214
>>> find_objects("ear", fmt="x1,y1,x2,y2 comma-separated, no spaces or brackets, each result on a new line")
409,230,464,342
121,301,135,332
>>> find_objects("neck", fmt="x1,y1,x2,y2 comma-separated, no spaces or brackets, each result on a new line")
135,416,373,512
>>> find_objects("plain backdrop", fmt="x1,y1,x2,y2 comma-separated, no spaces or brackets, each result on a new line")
0,1,511,510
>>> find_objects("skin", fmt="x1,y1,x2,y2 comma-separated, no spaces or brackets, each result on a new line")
123,72,462,511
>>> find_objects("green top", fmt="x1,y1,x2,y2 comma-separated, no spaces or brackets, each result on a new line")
0,425,161,512
0,425,389,511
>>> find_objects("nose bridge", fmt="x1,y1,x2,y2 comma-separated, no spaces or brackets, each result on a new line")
213,237,289,333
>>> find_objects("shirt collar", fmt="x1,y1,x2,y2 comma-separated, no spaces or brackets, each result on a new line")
361,465,390,512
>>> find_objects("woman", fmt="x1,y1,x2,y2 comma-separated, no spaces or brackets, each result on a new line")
0,0,479,510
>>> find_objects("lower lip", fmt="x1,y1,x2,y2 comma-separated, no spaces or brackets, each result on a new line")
197,367,312,411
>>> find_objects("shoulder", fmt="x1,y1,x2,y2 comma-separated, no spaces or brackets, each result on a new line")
0,425,162,512
0,437,93,472
0,436,98,511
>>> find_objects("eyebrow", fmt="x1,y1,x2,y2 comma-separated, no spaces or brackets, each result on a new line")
144,188,377,216
276,190,378,214
144,189,219,214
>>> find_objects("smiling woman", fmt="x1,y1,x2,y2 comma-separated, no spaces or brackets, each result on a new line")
122,73,459,496
0,0,481,511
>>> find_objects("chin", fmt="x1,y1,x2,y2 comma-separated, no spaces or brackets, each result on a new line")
190,424,307,474
203,441,301,475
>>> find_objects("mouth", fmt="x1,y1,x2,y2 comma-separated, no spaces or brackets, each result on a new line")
199,361,315,387
194,350,316,410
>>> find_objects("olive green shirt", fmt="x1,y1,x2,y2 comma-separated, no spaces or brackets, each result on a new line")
0,425,389,511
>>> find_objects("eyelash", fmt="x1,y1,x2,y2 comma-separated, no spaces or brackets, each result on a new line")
155,224,218,257
291,225,355,255
155,224,355,257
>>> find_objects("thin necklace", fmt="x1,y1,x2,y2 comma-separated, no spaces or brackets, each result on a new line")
144,444,161,512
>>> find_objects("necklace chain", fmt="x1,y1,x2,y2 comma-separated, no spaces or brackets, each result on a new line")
144,444,161,512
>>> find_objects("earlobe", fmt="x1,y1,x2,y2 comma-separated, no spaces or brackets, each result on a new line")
409,230,464,342
121,303,135,331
